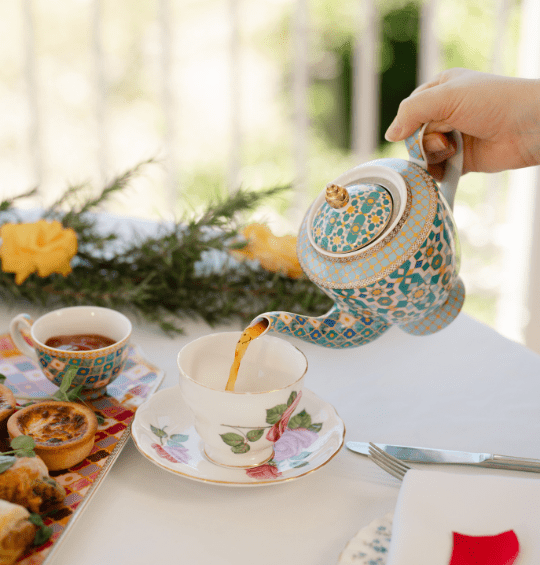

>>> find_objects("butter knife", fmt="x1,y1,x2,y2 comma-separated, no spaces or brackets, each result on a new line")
346,441,540,473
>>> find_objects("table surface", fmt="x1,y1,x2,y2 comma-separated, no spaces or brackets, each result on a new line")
2,303,539,565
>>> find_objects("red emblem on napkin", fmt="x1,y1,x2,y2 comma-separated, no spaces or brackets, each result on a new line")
449,530,519,565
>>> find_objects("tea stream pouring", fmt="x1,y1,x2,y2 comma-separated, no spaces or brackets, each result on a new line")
252,125,465,348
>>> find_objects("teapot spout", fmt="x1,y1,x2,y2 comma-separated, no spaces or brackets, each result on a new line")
250,305,390,349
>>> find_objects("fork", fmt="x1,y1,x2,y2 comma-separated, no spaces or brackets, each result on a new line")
368,442,411,481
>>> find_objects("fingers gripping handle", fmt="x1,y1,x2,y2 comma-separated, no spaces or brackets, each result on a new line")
9,314,37,360
405,123,464,210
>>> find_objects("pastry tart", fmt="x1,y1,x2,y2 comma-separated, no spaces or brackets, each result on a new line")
7,401,98,471
0,456,65,512
0,385,15,434
0,499,36,565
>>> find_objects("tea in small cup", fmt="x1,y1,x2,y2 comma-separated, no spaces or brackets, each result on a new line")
177,331,308,468
10,306,132,398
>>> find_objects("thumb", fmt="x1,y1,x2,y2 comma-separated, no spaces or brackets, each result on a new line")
385,86,454,141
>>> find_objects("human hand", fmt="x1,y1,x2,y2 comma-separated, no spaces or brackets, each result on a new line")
385,68,540,179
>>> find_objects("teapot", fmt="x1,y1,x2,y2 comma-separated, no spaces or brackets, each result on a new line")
252,125,465,348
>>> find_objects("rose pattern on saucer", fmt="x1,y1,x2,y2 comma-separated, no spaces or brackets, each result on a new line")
150,425,190,464
135,387,344,486
148,397,322,477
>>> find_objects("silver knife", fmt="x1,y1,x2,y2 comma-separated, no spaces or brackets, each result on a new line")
346,441,540,473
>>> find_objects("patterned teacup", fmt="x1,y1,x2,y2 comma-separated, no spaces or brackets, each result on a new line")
10,306,132,399
177,332,307,468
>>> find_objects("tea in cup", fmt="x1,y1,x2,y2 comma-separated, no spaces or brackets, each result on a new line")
177,331,308,468
10,306,132,398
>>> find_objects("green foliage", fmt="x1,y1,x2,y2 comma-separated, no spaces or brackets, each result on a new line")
0,436,37,470
52,366,84,402
0,163,333,334
29,513,53,546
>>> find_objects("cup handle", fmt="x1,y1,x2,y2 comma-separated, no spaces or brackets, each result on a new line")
405,123,464,211
10,314,38,361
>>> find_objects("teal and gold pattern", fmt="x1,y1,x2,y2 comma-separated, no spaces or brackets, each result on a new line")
398,276,465,336
255,305,390,349
35,337,130,396
298,159,439,290
254,127,464,348
404,129,425,162
329,201,461,326
312,184,393,253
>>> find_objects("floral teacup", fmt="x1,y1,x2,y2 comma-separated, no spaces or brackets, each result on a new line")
177,331,308,468
10,306,132,399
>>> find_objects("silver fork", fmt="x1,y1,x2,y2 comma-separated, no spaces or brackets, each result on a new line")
368,442,411,481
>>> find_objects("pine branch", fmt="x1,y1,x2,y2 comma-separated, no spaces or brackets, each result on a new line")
0,164,332,333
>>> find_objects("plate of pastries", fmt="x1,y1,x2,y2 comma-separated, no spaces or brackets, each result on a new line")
0,338,163,565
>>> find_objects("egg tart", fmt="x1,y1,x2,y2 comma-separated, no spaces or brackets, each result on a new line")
7,401,98,471
0,385,15,436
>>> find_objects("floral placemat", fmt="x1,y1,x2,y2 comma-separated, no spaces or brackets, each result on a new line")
0,334,164,564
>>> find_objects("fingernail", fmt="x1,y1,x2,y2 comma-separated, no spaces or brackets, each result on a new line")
385,120,402,141
423,136,448,153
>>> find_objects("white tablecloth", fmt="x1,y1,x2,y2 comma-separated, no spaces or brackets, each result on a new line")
1,302,539,565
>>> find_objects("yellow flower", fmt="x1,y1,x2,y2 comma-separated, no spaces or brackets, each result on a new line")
231,223,303,279
0,220,78,285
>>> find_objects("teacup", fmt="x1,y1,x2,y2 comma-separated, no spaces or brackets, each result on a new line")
177,331,308,468
10,306,132,399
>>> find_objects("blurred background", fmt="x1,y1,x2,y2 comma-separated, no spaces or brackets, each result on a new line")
2,0,540,353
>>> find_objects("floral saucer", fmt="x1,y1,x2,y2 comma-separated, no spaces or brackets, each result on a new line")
131,386,345,486
337,514,393,565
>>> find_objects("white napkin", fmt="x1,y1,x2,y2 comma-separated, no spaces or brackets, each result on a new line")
387,469,540,565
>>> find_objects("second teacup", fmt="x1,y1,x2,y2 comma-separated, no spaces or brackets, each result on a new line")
177,331,308,468
10,306,132,398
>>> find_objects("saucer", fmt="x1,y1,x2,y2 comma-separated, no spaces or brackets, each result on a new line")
131,386,345,486
337,514,393,564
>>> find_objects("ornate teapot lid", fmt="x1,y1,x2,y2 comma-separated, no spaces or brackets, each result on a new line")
311,183,394,254
298,125,464,291
300,162,440,289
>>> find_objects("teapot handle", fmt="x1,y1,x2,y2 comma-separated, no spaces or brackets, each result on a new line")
405,123,463,210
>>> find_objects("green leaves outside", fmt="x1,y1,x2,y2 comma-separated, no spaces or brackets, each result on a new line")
0,174,334,335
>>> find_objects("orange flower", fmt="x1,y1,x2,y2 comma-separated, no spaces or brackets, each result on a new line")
0,220,78,284
232,223,303,279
